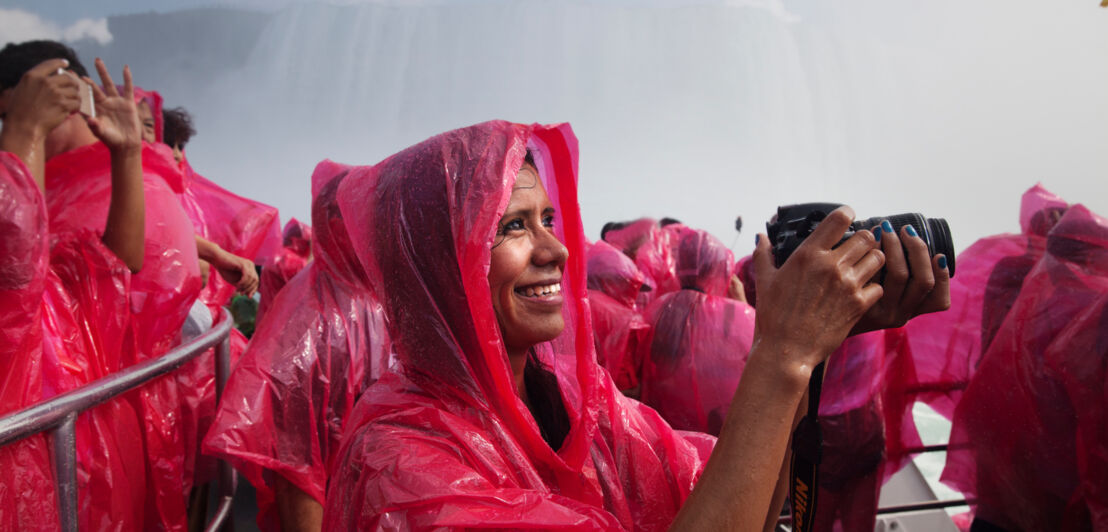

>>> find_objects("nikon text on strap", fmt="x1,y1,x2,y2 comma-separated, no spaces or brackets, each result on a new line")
789,361,824,532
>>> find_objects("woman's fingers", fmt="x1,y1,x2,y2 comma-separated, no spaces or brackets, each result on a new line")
94,58,117,98
915,254,952,315
898,224,936,310
805,206,855,250
121,65,134,101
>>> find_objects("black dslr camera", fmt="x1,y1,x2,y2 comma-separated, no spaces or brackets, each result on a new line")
766,203,956,277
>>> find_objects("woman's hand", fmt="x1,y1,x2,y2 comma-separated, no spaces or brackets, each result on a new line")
213,251,259,297
83,58,142,155
0,58,81,138
850,221,951,334
751,206,885,373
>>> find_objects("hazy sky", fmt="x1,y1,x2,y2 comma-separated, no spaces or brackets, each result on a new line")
2,0,1106,254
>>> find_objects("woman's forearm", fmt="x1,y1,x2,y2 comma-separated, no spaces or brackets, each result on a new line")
669,340,814,532
102,146,144,272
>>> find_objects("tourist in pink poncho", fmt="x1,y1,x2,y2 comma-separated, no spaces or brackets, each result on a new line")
321,120,950,530
203,161,392,531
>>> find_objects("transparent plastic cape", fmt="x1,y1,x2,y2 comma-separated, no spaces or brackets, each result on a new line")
203,161,392,530
943,204,1108,531
257,218,312,322
0,152,60,531
638,228,754,435
45,142,202,531
168,150,282,308
1,152,146,529
586,240,648,392
603,218,680,305
904,184,1068,420
322,121,711,531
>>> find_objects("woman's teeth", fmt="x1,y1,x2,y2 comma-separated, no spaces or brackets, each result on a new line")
517,283,562,297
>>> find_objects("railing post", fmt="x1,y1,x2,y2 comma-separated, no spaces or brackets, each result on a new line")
52,412,79,532
205,328,237,532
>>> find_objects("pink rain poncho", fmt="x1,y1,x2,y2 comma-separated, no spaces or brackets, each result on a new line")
203,161,392,530
812,329,917,532
0,152,61,531
257,218,312,321
603,218,680,305
45,142,202,531
586,239,649,393
942,204,1108,531
638,228,755,436
323,121,713,530
1,152,147,529
170,151,282,306
904,184,1068,420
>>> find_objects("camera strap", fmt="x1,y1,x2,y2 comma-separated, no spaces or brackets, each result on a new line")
789,361,824,532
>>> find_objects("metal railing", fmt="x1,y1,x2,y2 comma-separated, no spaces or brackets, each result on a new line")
775,443,973,527
0,309,238,532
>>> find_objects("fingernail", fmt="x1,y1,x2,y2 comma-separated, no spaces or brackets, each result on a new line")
62,59,69,67
881,220,893,233
938,255,947,270
906,224,918,237
873,228,882,243
755,234,761,245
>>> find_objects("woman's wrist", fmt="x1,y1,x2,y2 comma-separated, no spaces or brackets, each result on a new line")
745,338,822,394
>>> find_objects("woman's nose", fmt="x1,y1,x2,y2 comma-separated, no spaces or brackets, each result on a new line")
533,229,568,268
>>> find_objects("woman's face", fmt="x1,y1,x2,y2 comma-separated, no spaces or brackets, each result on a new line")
488,163,569,354
137,101,156,143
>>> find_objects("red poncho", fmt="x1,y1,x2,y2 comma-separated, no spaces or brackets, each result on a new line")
943,204,1108,531
586,240,649,393
257,218,312,321
203,161,392,530
638,228,755,436
1,152,146,529
904,184,1069,420
45,142,202,531
323,121,713,530
604,218,680,306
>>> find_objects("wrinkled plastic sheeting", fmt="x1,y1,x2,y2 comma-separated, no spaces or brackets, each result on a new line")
639,290,755,435
324,122,712,530
0,152,61,531
133,87,164,143
586,240,645,308
586,240,648,391
45,142,202,531
168,151,282,308
204,161,392,529
603,218,680,305
43,234,148,529
638,228,750,435
943,204,1108,531
257,247,308,322
813,331,902,532
904,184,1067,420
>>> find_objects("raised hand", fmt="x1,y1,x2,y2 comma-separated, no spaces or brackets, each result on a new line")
1,58,81,135
751,206,886,368
851,221,951,334
82,58,142,154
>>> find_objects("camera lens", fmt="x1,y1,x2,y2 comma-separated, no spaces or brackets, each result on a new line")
855,213,955,277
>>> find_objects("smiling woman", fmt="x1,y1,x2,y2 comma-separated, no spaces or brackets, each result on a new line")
322,119,949,531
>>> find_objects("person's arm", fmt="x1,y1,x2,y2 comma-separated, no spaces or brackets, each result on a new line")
195,235,259,296
274,476,323,532
0,58,80,189
671,207,951,531
83,58,144,273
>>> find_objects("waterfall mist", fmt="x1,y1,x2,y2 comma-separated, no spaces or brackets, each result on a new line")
52,0,1108,254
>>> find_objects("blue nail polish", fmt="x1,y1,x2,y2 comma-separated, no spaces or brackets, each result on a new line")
906,224,918,237
755,234,760,245
873,228,882,243
881,220,893,233
938,255,947,270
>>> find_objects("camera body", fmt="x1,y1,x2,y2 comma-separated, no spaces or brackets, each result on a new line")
766,203,956,277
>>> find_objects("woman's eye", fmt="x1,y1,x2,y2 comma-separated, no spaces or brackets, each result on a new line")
542,215,555,228
501,219,525,233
